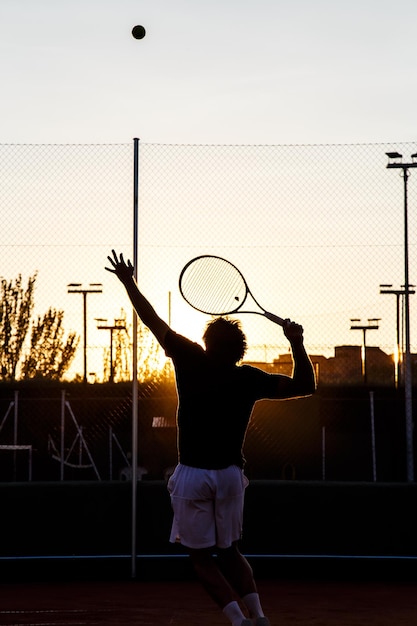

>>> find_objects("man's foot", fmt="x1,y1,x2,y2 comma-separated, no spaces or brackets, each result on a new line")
240,620,253,626
254,619,271,626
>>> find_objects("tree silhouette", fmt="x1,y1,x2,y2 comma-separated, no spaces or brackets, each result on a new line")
0,273,36,380
21,308,79,380
0,273,79,381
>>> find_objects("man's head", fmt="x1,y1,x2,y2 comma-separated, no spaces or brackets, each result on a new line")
202,317,247,366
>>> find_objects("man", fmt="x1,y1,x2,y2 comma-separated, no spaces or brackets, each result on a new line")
106,250,316,626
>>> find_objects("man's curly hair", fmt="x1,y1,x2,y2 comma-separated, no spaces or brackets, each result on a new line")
202,317,247,364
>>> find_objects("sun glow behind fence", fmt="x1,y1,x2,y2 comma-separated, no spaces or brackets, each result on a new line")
1,141,417,381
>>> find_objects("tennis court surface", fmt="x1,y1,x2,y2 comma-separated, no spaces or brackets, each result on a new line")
0,577,416,625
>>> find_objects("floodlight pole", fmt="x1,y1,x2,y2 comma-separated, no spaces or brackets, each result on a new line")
386,151,417,482
379,285,416,388
67,283,103,383
96,318,126,382
350,318,380,384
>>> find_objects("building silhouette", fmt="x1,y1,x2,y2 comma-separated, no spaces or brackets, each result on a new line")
245,345,417,386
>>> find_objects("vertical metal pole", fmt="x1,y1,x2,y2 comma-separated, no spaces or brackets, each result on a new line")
369,391,377,482
362,328,367,384
13,390,18,480
386,153,416,481
396,293,401,388
402,170,414,482
109,328,114,383
131,138,140,577
13,391,18,445
60,390,65,481
109,427,113,480
83,292,87,384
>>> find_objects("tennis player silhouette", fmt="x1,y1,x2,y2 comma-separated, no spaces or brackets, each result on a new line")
106,250,316,626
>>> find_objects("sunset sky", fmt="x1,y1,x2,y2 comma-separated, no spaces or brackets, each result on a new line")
1,1,417,380
1,0,417,145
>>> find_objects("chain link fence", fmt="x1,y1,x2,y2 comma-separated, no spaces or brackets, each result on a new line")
1,140,417,482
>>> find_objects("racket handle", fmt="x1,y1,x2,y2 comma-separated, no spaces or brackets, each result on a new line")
264,311,285,327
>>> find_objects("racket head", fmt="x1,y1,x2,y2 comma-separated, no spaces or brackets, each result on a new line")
179,255,248,315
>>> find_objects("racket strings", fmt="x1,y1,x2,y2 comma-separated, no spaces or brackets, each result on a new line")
180,257,247,315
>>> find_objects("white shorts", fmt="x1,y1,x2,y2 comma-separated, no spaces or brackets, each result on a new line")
167,463,249,550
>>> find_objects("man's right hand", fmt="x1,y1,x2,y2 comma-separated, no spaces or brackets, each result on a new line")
283,318,304,343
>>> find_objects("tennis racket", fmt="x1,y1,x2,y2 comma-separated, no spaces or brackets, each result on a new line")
179,255,285,326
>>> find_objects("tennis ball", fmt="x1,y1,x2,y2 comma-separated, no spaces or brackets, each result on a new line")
132,25,146,39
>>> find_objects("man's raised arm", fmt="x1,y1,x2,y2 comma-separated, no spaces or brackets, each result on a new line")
105,250,170,347
279,319,316,398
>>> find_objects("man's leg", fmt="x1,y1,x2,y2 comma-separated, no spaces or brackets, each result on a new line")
188,546,250,626
216,542,268,623
188,546,237,608
216,541,257,598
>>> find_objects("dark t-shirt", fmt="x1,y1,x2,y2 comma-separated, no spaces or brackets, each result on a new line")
164,329,285,469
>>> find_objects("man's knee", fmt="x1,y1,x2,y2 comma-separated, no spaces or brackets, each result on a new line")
188,546,215,565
